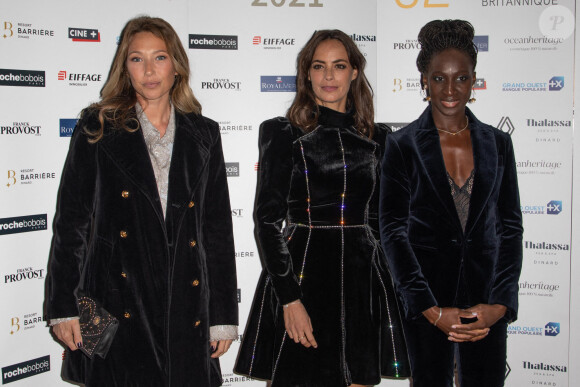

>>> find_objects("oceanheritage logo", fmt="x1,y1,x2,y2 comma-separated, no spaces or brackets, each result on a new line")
0,69,45,87
1,355,50,384
482,0,559,6
516,159,561,176
235,251,255,258
393,39,419,50
253,36,296,49
225,162,239,177
60,118,78,137
189,34,238,50
201,78,241,91
68,27,100,42
519,280,559,297
2,21,54,39
0,214,47,236
10,312,43,334
504,34,563,52
1,121,41,136
525,241,569,250
5,267,45,284
473,35,489,51
58,70,103,87
522,361,567,373
261,76,296,93
383,122,409,132
392,77,421,93
219,121,253,135
231,209,244,218
6,169,57,187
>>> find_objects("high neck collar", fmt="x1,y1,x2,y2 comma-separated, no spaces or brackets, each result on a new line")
317,105,355,128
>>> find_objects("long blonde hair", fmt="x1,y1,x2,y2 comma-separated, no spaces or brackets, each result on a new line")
87,16,201,142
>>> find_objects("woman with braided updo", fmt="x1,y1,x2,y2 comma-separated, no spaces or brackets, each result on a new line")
379,20,523,386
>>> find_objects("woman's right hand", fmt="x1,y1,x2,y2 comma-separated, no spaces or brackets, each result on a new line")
53,319,83,351
423,306,489,343
283,300,317,348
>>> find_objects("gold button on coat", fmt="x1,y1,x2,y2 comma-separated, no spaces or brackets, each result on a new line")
121,190,130,198
124,312,131,319
194,320,201,327
189,240,196,247
120,230,128,238
188,201,195,208
121,272,127,278
192,279,199,287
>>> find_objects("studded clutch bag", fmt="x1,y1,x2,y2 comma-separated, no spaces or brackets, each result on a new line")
77,297,119,359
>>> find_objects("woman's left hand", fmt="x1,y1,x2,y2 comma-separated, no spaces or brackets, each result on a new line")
210,339,233,358
448,304,507,342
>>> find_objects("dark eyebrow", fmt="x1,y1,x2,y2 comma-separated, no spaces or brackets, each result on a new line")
312,58,349,64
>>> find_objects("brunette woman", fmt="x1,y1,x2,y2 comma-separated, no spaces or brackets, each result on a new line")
235,30,409,386
46,16,238,386
379,20,523,387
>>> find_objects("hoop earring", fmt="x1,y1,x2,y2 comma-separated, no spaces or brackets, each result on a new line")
468,88,476,104
421,86,431,102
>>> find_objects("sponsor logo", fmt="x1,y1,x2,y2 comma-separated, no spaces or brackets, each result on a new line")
6,168,57,188
1,356,50,384
525,240,568,265
527,118,571,127
395,0,448,8
393,39,420,50
349,33,376,50
482,0,559,6
2,21,54,40
261,76,296,92
505,363,511,380
68,27,100,42
502,76,564,92
220,373,253,386
546,200,562,215
545,322,560,337
237,289,241,303
60,118,78,137
0,121,41,136
201,78,241,91
520,201,561,215
473,77,486,90
189,34,238,50
251,0,323,7
9,312,43,334
392,77,421,93
473,35,489,51
57,70,103,87
4,267,45,284
225,162,240,177
254,162,260,171
235,251,255,258
0,214,47,236
497,116,515,135
519,280,559,297
504,34,563,52
383,122,409,132
525,241,569,251
252,36,296,50
231,209,244,218
219,121,253,135
0,69,45,87
516,159,561,176
522,361,567,373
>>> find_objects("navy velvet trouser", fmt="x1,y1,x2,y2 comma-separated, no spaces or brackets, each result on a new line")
402,317,508,387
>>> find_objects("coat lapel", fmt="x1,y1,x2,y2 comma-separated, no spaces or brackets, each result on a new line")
414,107,463,231
464,112,498,236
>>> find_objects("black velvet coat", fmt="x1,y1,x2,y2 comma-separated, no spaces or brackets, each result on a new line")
379,106,523,322
235,108,410,386
45,108,238,386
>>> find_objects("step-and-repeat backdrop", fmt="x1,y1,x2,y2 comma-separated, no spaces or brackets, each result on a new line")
0,0,576,386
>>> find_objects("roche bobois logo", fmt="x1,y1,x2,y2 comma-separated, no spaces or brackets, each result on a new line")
189,34,238,50
0,69,45,87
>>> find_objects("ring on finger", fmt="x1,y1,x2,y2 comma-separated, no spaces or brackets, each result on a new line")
298,336,305,340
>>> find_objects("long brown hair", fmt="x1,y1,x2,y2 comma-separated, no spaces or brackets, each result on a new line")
287,30,374,138
87,16,201,142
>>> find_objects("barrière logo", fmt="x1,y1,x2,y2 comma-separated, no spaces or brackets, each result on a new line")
68,27,100,42
9,312,43,335
1,355,50,384
2,21,54,39
6,169,56,188
0,214,47,236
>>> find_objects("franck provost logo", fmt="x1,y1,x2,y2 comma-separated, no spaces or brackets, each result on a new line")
4,266,45,284
0,214,47,236
201,78,241,91
0,69,45,87
392,38,420,50
260,76,296,92
68,27,100,42
2,356,50,384
189,34,238,50
60,118,78,137
1,121,41,136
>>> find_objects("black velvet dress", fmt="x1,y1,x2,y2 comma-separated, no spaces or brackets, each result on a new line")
235,107,410,386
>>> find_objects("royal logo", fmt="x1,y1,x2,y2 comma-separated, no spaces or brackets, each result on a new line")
261,76,296,92
0,69,45,87
1,356,50,384
189,34,238,50
68,27,100,42
473,35,489,52
60,118,78,137
0,214,47,236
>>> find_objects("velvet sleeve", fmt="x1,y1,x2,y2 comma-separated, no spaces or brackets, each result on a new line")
254,118,302,306
379,133,437,320
489,133,523,322
368,123,390,242
46,110,98,320
202,119,239,327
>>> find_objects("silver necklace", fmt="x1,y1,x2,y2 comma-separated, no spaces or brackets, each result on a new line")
436,116,469,136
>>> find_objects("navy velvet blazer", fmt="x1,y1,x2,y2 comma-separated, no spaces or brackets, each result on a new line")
379,106,523,322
